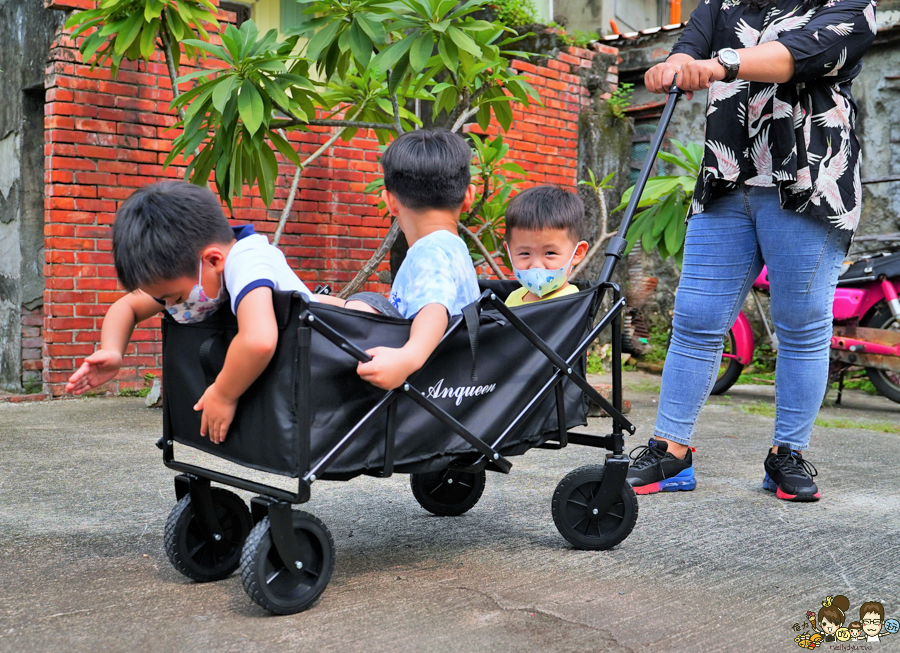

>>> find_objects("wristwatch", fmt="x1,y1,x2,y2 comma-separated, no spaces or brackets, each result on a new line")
717,48,741,82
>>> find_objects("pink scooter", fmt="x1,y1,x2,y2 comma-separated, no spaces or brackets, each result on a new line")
712,251,900,403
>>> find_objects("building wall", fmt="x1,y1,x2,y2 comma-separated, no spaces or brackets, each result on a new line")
0,0,67,393
37,4,616,396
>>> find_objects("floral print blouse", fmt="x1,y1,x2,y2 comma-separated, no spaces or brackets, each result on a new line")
669,0,878,232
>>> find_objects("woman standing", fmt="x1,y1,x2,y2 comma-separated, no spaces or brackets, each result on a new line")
625,0,877,500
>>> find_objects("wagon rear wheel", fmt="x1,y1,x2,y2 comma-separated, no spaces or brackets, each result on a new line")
240,511,335,615
552,465,637,550
164,488,252,582
410,468,486,516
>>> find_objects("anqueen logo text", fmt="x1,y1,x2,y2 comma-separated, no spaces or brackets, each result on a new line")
427,378,497,406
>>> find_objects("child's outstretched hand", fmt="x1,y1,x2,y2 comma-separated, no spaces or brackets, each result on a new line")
66,350,123,395
357,347,421,391
194,383,238,444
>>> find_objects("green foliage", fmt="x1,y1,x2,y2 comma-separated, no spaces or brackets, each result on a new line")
119,386,152,397
578,168,615,196
463,133,527,264
555,28,598,47
290,0,540,130
607,82,633,120
641,324,670,363
489,0,538,27
163,21,323,207
614,139,703,266
65,0,219,77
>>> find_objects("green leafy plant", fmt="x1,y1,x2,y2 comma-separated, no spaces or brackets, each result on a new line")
460,133,527,276
489,0,538,27
607,82,633,120
65,0,219,83
164,21,324,207
615,139,703,265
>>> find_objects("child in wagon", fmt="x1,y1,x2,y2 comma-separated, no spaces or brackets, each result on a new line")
503,185,589,306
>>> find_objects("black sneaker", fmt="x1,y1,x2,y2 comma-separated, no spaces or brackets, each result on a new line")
763,446,820,501
626,439,696,495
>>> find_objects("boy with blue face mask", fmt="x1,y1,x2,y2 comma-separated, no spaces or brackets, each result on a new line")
65,181,346,444
504,186,589,306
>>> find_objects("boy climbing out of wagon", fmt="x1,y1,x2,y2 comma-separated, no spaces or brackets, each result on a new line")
65,181,347,444
502,185,589,307
338,128,481,390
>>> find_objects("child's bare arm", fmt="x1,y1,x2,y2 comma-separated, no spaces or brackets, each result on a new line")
66,291,163,394
356,303,448,390
194,287,279,444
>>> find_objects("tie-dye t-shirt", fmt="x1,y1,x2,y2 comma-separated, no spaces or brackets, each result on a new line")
389,230,480,319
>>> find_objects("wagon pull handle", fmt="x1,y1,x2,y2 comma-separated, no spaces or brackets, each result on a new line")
595,75,683,286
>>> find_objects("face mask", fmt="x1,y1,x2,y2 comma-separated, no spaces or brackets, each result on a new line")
165,260,225,323
506,244,577,298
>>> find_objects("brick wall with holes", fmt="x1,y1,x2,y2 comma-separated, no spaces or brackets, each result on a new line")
39,0,617,396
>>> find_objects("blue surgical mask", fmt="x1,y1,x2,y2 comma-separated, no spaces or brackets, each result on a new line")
165,260,225,323
506,244,577,298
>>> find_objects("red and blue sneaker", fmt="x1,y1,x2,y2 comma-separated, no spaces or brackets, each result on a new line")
625,439,696,495
763,446,820,501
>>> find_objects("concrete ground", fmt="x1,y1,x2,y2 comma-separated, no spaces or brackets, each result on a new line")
1,370,899,652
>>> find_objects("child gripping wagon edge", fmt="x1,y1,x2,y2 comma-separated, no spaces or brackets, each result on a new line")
64,181,347,444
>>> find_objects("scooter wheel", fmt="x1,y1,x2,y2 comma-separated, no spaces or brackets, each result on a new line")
410,468,486,516
164,488,252,582
240,511,335,615
552,465,637,551
862,305,900,404
711,328,744,395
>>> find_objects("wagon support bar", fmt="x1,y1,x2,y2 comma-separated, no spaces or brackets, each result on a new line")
301,313,513,480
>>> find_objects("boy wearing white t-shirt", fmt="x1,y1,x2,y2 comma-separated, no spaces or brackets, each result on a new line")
65,181,344,444
344,129,480,390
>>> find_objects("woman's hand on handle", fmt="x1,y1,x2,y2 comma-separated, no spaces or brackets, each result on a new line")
645,54,697,99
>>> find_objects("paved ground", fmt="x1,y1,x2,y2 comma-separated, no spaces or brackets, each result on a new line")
1,371,898,652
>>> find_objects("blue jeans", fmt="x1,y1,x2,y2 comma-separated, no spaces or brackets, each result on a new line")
654,186,849,451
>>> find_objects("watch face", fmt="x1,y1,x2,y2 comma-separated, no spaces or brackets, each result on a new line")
719,49,740,66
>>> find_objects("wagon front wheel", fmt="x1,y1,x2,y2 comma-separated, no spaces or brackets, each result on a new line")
164,488,252,582
240,511,335,615
551,465,637,550
410,468,486,516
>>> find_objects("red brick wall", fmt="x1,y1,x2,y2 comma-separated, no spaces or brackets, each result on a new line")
40,18,615,396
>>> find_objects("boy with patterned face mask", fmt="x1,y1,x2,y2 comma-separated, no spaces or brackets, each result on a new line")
65,181,345,444
503,185,589,307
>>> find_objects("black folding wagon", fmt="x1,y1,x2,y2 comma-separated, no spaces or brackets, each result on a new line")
157,84,683,615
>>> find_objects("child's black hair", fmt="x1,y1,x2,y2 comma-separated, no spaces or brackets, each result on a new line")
381,129,472,211
112,181,234,291
505,185,585,242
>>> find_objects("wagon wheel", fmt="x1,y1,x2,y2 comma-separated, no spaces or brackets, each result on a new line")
410,468,486,516
551,465,638,550
240,511,335,615
164,488,252,582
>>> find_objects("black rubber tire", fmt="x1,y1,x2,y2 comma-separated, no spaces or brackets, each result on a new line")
164,488,252,582
551,465,638,551
862,305,900,404
240,511,335,615
710,327,745,395
410,468,486,516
